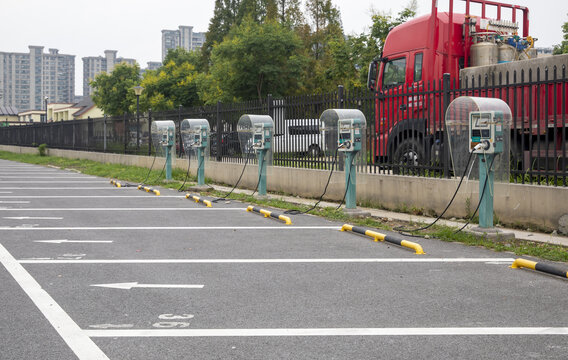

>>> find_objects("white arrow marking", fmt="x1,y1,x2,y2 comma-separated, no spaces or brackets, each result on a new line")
90,282,204,290
34,240,113,244
3,216,63,220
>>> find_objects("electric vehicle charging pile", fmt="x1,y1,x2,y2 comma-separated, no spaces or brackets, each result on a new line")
446,97,512,232
237,115,274,197
150,120,176,181
320,109,367,212
180,119,210,187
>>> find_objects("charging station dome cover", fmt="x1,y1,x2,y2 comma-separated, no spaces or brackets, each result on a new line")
180,118,210,158
237,114,274,165
150,120,176,157
446,97,511,183
320,109,368,173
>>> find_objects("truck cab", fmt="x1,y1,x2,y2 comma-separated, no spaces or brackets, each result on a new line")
367,0,537,172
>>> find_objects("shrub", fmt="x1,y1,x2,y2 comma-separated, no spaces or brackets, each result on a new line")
38,143,48,157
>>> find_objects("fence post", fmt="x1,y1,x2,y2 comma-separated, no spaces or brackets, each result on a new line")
178,105,183,157
216,100,222,162
148,109,152,156
123,112,128,154
103,115,107,152
338,85,344,109
442,73,451,178
267,94,273,119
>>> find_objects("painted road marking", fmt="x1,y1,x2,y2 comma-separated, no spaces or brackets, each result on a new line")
0,176,95,179
0,226,340,231
0,191,13,193
34,240,114,244
18,258,516,264
90,282,204,290
0,208,248,211
0,244,110,359
0,201,30,204
0,195,182,198
0,181,108,183
84,327,568,337
0,187,122,190
3,216,63,220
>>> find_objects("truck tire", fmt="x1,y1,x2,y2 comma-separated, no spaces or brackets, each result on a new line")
306,144,322,158
392,139,425,174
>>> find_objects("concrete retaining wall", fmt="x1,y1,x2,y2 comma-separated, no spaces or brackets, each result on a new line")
2,145,567,231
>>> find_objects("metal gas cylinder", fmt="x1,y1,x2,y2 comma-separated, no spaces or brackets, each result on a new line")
498,44,516,63
471,41,499,67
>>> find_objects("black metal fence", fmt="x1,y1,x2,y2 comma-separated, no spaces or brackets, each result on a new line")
1,69,567,186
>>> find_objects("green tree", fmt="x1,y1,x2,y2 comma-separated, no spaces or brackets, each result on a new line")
370,0,417,55
276,0,304,28
90,63,141,116
201,0,242,69
208,18,306,102
141,49,201,110
553,14,568,54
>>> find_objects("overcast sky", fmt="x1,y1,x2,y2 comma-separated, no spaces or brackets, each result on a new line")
2,0,567,96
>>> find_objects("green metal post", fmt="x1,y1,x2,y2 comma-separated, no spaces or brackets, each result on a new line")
197,147,205,185
478,154,494,228
257,150,267,196
345,151,357,209
165,145,173,180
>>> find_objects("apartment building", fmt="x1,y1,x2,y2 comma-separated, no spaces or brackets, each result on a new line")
161,26,205,61
82,50,136,97
0,46,75,113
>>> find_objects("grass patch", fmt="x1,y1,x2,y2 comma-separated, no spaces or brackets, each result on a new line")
2,150,567,263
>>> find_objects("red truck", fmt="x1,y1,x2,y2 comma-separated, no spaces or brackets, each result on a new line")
367,0,568,174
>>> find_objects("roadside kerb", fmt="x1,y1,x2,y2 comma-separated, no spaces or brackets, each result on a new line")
246,205,292,225
511,258,568,279
186,194,212,207
341,224,425,254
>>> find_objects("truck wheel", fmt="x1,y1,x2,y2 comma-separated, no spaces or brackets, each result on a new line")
306,144,322,158
392,139,425,174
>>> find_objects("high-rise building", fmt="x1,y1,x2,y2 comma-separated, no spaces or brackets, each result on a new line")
82,50,136,97
146,62,163,71
161,26,205,61
0,46,75,112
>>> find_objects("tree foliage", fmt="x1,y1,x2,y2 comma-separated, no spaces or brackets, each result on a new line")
207,18,306,102
553,14,568,54
91,0,422,112
90,63,141,116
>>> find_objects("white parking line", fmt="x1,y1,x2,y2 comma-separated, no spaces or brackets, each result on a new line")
0,195,183,198
0,226,339,231
0,244,109,359
84,327,568,337
0,208,247,211
18,258,516,264
0,201,30,204
0,176,94,179
0,187,121,190
0,181,107,183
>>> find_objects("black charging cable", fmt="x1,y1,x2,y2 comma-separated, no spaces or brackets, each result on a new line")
177,142,192,192
455,153,497,233
284,146,341,215
212,145,255,202
335,154,355,210
395,149,476,234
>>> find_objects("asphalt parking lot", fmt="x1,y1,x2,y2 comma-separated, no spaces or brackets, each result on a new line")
0,158,567,360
